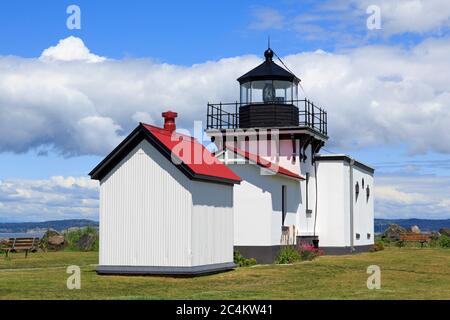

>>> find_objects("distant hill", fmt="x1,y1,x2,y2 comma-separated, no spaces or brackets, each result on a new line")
375,218,450,233
0,219,98,233
1,218,449,234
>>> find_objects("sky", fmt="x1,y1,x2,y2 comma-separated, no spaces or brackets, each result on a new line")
0,0,450,222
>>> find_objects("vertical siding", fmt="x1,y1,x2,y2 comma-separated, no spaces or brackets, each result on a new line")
190,181,234,266
315,160,375,247
228,162,301,247
352,166,375,246
315,161,348,247
99,140,192,267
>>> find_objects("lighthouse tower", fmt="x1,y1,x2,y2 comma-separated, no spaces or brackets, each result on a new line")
206,47,374,262
207,47,328,170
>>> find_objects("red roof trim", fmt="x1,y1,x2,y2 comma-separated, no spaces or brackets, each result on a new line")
90,123,241,185
226,146,305,180
140,124,242,184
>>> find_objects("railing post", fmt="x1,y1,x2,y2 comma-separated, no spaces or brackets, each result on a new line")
307,100,311,127
215,104,218,129
235,101,238,128
207,103,210,129
320,108,323,133
304,100,307,126
219,102,222,129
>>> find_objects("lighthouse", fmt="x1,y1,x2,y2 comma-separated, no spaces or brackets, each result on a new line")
207,47,374,261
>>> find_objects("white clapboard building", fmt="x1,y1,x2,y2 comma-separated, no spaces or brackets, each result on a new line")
90,111,241,275
91,46,375,272
206,47,374,263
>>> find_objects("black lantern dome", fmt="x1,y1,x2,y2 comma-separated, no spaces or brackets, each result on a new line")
206,46,327,138
237,48,301,128
237,48,300,84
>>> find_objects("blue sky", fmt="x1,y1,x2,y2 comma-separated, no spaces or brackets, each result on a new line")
0,0,450,222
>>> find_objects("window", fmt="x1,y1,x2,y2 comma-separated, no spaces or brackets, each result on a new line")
367,233,371,240
355,182,360,200
240,82,251,104
366,186,370,201
362,178,365,189
282,185,287,226
241,80,295,104
356,233,361,240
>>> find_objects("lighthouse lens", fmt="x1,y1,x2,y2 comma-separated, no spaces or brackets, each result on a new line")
263,83,275,103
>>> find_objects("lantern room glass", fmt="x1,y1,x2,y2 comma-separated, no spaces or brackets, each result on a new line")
240,80,297,104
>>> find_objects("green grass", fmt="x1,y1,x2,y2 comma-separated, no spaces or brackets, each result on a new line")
1,248,450,300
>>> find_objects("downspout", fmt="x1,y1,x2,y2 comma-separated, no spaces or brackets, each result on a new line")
349,158,355,253
311,143,323,249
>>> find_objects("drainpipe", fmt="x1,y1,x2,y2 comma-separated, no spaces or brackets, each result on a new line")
349,158,355,253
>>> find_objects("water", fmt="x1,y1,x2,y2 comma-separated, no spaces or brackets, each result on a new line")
0,232,44,239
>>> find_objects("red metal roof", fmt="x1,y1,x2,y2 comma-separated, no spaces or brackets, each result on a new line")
225,145,305,180
142,124,241,184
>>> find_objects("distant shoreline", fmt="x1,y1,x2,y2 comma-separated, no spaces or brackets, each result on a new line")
0,232,45,239
0,219,98,234
0,218,449,234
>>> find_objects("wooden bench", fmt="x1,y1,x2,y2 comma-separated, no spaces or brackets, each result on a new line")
0,238,40,258
399,233,430,247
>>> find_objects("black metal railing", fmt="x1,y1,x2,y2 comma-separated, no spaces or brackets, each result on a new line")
206,99,327,136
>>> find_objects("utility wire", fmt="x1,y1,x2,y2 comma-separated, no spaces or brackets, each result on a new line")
273,50,308,98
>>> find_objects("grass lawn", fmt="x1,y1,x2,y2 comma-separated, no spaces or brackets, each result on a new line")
0,247,449,300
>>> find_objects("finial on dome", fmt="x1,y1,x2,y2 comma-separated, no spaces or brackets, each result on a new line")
264,48,274,61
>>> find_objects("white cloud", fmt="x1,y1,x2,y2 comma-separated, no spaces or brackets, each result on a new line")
132,111,154,124
1,36,450,157
375,175,450,219
259,1,450,44
375,185,429,204
354,0,450,35
0,176,99,222
40,36,106,63
74,116,123,155
250,7,285,30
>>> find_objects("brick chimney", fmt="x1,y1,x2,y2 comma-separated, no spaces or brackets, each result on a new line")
162,111,178,133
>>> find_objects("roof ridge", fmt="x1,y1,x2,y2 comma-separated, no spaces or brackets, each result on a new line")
141,123,196,141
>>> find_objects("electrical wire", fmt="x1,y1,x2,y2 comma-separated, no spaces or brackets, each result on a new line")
273,50,308,98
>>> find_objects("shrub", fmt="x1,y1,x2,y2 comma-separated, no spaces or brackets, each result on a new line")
233,251,257,267
439,234,450,248
64,226,99,252
369,241,384,252
275,246,300,264
396,240,405,248
298,244,324,261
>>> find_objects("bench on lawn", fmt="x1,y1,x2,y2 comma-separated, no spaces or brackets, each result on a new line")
0,238,40,258
399,233,431,247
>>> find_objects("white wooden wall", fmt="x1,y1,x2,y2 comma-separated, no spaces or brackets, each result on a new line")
352,166,375,246
99,140,193,267
191,180,234,266
315,159,374,248
315,161,349,247
99,139,235,268
227,162,300,247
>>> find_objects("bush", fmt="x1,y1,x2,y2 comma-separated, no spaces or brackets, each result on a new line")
396,240,405,248
439,234,450,248
298,244,324,261
369,241,384,252
275,246,301,264
233,251,257,267
64,226,99,252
